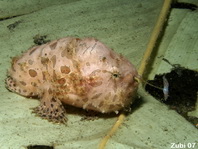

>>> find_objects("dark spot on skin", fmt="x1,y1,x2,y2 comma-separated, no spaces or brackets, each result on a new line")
52,70,57,80
29,69,37,77
89,69,101,77
82,98,88,102
57,78,66,85
115,57,121,67
28,59,34,65
60,65,70,74
89,80,103,87
72,60,79,69
49,41,57,50
11,56,20,72
51,104,54,108
48,88,52,94
51,55,56,68
20,81,26,86
47,108,49,112
98,101,104,107
87,103,93,109
29,92,33,96
61,39,77,59
29,46,38,55
91,93,102,99
102,57,106,62
51,98,56,102
112,95,117,102
59,114,64,119
31,82,37,87
86,62,90,66
41,57,49,65
42,72,46,81
61,49,67,57
109,105,116,110
109,51,116,59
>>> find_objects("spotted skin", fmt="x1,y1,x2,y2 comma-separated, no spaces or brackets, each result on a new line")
5,37,138,123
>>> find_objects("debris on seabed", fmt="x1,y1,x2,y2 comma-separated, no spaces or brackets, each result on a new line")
145,65,198,128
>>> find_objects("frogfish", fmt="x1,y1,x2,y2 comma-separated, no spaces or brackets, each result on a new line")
5,37,138,123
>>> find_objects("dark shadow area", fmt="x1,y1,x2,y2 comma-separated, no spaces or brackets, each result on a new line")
124,95,146,116
171,1,197,11
64,104,118,120
27,145,54,149
64,95,145,121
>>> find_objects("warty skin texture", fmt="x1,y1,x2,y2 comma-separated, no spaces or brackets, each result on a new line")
5,37,138,123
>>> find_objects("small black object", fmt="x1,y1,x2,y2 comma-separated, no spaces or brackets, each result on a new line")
27,145,54,149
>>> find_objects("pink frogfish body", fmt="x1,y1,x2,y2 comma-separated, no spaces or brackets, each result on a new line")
5,37,138,123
